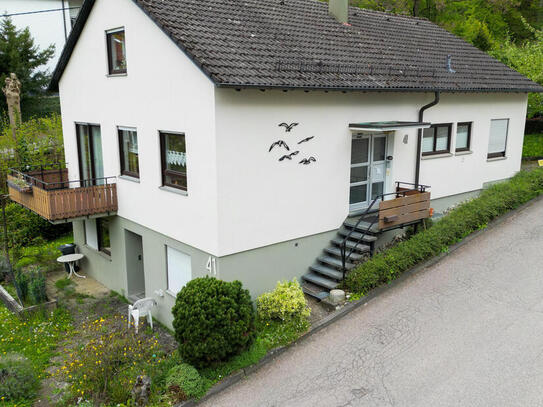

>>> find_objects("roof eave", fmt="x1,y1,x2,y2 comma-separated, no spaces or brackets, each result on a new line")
216,82,543,93
49,0,96,92
48,0,219,92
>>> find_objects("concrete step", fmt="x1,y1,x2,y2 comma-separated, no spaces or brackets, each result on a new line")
318,256,355,271
310,263,344,280
331,237,372,253
302,285,330,301
343,219,380,234
324,246,365,262
302,272,338,291
338,228,378,243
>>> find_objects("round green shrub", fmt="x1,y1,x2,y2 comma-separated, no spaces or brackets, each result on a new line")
0,353,38,402
172,277,255,368
256,279,310,323
165,363,205,400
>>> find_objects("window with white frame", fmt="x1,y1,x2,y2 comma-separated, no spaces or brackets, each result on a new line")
488,119,509,159
166,246,191,294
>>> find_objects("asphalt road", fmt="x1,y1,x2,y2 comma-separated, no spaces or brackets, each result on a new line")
200,197,543,407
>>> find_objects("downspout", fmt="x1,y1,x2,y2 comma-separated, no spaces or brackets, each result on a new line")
415,91,440,187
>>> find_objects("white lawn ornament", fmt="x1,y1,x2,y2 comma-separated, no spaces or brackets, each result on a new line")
128,298,157,334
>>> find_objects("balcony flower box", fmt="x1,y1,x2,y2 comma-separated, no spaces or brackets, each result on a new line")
7,178,33,194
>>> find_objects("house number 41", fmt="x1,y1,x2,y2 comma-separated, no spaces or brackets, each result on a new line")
206,256,217,276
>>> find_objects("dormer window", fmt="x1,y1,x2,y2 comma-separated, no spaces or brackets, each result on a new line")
106,28,126,75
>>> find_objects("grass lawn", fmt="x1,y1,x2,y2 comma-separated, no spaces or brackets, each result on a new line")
14,234,73,271
0,305,72,407
522,133,543,159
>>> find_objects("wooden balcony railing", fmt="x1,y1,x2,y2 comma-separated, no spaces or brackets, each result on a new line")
7,165,117,222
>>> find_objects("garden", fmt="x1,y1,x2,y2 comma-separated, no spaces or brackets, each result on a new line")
0,182,312,406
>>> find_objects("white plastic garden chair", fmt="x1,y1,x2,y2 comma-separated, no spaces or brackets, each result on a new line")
128,298,157,334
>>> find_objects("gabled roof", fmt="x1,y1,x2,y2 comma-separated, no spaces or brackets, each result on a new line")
49,0,543,93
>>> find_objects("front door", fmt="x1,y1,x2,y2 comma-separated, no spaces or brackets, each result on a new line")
349,134,387,212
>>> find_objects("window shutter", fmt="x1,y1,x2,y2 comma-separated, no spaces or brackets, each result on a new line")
167,246,192,294
488,119,509,155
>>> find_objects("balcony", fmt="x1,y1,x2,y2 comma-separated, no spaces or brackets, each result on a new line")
7,165,117,223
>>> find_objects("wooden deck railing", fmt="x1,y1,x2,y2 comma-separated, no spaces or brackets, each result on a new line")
378,190,431,230
7,168,117,222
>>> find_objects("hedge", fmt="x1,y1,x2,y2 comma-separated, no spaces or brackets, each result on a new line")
525,118,543,135
344,168,543,295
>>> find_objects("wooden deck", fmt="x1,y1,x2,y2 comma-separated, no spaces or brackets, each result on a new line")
7,170,117,222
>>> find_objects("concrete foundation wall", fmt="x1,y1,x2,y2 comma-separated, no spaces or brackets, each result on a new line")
73,215,337,328
73,216,214,328
217,229,338,299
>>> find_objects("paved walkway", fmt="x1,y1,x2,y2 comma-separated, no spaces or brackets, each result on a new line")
201,198,543,407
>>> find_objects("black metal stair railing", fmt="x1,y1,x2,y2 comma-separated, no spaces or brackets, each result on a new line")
340,182,430,280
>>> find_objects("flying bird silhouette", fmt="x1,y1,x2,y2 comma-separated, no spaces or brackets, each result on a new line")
279,151,299,161
278,122,299,132
268,140,290,152
297,136,315,145
299,157,317,165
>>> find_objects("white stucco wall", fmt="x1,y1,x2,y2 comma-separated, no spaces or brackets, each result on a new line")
214,89,528,256
2,0,82,73
56,0,528,259
58,0,219,254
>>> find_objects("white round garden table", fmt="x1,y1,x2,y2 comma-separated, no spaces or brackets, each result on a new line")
57,253,85,279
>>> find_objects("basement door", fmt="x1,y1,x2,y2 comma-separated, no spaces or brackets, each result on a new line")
349,134,387,212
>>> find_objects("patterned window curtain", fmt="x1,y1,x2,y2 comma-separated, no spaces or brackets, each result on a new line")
167,150,186,167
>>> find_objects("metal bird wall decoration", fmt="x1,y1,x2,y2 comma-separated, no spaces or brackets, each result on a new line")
299,157,316,165
269,140,290,152
279,151,299,161
278,122,299,132
297,136,314,144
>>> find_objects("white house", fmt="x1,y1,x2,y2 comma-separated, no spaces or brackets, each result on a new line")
8,0,542,327
1,0,84,72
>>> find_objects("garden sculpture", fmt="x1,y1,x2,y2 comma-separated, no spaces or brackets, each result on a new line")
2,73,22,140
132,375,151,406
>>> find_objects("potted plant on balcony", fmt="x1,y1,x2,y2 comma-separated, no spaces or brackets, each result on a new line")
7,175,32,194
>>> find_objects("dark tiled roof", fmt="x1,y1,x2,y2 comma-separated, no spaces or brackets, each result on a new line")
50,0,543,92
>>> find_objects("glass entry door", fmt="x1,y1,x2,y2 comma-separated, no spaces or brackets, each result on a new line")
76,123,104,186
349,134,387,212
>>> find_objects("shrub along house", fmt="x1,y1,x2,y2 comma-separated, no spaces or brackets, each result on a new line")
7,0,543,326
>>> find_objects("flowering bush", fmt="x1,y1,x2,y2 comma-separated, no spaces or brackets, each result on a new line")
55,315,165,405
256,279,310,323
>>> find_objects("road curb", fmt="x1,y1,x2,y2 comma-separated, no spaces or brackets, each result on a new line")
179,194,543,406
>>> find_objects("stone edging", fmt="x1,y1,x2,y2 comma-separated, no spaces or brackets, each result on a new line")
178,194,543,406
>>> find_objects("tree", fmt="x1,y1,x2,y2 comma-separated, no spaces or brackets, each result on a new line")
490,19,543,118
0,17,54,112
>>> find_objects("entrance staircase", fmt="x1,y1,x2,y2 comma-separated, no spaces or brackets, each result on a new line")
302,214,380,300
302,182,432,300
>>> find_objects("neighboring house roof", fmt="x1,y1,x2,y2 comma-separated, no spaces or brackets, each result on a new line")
49,0,543,93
